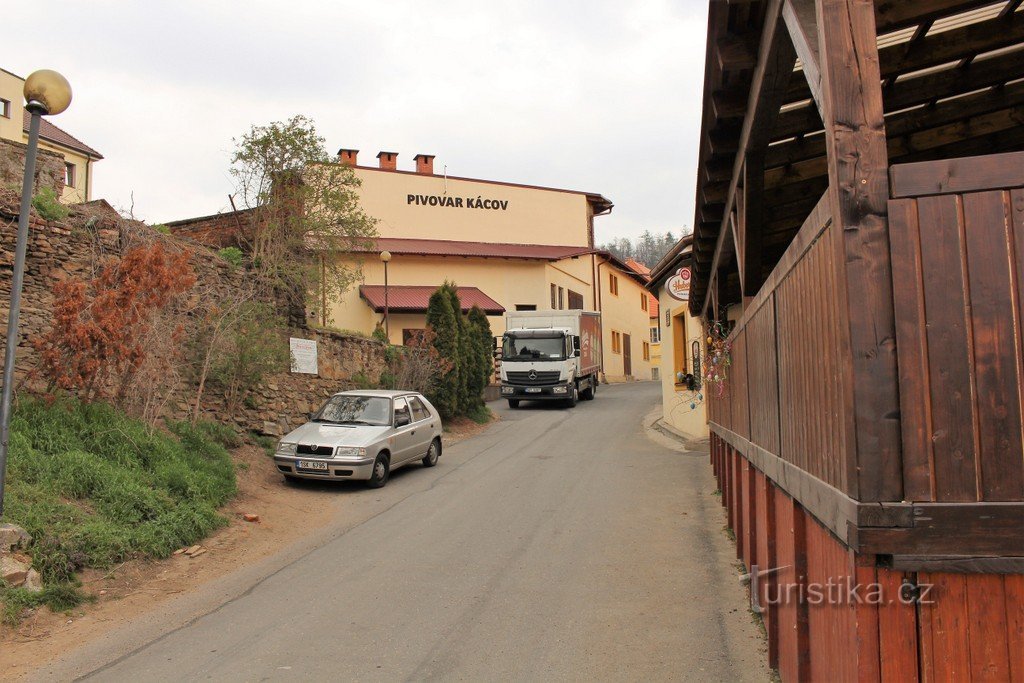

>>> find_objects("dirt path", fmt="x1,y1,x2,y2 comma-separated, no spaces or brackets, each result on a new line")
0,415,495,680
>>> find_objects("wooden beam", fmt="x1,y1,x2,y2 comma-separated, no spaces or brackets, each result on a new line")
875,0,1000,33
782,10,1024,105
769,80,1024,167
855,503,1024,556
782,0,824,115
890,149,1024,198
741,150,765,295
698,0,797,317
703,156,734,182
717,34,758,71
816,0,901,502
764,102,1024,190
760,124,1024,230
711,89,750,120
772,48,1024,142
707,127,741,156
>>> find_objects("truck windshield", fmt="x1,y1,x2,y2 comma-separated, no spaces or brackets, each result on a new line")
503,334,566,361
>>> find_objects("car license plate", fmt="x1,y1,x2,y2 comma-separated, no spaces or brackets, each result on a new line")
525,387,542,393
298,460,328,471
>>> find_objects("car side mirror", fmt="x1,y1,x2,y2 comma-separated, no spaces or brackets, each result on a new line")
395,414,411,427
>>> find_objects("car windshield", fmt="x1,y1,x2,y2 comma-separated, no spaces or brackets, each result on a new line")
312,396,391,426
502,334,566,361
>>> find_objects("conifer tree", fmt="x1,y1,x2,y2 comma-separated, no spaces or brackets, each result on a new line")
425,285,461,417
466,306,493,409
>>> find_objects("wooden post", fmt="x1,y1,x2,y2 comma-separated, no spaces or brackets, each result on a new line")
815,0,902,501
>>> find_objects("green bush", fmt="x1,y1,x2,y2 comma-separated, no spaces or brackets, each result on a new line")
1,583,93,626
217,246,244,267
467,403,492,425
31,187,69,222
153,223,171,234
3,398,236,602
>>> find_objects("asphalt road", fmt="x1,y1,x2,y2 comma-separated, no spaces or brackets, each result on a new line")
50,382,769,682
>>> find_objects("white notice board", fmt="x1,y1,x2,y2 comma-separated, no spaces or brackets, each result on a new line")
290,338,318,375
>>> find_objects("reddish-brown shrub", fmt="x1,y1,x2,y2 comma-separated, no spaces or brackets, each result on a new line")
33,242,196,402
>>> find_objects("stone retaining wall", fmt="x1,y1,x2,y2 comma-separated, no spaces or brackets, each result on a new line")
0,184,386,435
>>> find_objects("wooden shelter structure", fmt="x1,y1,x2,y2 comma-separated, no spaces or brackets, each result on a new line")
691,0,1024,680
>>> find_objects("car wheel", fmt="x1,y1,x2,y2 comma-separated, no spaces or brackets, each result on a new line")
580,378,595,401
367,453,390,488
565,383,578,408
422,438,441,467
508,399,520,409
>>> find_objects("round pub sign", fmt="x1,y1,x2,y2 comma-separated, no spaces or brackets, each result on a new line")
665,266,691,301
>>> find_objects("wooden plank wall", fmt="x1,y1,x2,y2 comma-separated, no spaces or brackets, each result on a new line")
889,152,1024,503
775,230,851,494
711,431,1024,682
708,198,856,501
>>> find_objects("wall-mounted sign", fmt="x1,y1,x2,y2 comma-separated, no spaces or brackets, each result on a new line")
290,338,318,375
665,266,692,301
407,194,509,210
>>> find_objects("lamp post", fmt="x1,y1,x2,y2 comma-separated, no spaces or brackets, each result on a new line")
380,250,392,340
0,70,72,517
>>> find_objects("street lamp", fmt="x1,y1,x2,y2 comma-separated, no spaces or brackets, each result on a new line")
0,70,72,517
380,250,392,340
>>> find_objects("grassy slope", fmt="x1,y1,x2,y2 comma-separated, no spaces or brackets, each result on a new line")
1,398,238,624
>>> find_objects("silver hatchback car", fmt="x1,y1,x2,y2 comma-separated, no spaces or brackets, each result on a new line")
273,390,443,488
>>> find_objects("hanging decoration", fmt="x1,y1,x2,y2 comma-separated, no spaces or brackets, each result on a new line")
703,321,732,398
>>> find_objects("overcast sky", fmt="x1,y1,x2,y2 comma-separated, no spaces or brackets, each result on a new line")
8,1,708,245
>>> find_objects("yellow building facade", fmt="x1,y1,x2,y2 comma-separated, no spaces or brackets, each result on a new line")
1,68,102,203
647,236,709,440
326,150,653,382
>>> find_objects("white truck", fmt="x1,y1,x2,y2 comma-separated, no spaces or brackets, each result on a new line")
499,310,602,408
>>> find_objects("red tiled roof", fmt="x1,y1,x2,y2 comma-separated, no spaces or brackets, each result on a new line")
649,295,660,320
624,258,651,276
359,285,506,315
25,111,103,159
365,237,594,261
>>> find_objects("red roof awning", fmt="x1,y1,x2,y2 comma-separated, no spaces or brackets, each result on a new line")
359,285,505,315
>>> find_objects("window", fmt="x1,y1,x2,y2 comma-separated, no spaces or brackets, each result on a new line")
515,304,537,311
393,397,411,425
558,287,564,310
650,326,661,344
641,293,648,312
642,341,650,361
611,331,622,354
550,284,557,309
409,397,431,421
64,162,76,188
673,311,689,388
609,273,619,296
0,98,9,118
403,329,426,346
568,290,584,309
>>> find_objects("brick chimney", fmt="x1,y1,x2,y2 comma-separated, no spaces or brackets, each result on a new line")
413,154,435,175
338,149,358,166
377,151,398,171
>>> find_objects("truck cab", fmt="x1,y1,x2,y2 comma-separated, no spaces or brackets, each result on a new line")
498,311,601,408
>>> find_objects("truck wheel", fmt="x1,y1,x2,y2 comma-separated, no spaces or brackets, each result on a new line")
565,383,578,408
580,378,595,401
508,399,520,409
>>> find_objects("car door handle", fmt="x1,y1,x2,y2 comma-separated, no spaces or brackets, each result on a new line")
411,430,416,435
